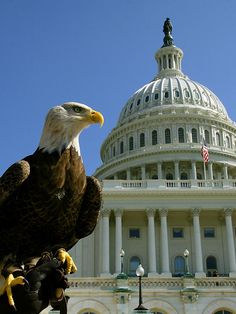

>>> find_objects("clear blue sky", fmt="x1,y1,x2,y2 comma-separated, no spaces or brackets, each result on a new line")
1,0,236,175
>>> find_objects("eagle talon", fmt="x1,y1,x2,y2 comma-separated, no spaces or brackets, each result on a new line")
56,248,77,274
0,273,26,308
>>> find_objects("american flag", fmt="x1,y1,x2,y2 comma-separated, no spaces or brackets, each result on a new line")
201,140,209,163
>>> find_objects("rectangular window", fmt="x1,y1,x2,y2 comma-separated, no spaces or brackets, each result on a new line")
204,227,215,238
173,227,184,238
129,228,140,238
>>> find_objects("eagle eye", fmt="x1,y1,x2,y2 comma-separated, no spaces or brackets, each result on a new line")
73,106,83,113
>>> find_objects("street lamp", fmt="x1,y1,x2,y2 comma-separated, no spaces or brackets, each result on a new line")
120,248,125,273
183,249,192,277
116,248,128,279
134,264,148,311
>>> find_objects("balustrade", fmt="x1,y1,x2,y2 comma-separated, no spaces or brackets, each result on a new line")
103,179,236,190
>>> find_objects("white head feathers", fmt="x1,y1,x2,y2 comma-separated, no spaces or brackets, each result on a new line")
39,102,104,155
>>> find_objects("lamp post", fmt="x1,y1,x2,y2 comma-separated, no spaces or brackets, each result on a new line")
120,248,125,273
134,264,148,312
116,248,128,279
184,249,192,277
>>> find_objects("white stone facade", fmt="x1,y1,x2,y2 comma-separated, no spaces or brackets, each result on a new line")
46,23,236,314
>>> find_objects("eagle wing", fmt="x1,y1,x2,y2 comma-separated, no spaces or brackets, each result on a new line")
75,176,102,240
0,160,30,206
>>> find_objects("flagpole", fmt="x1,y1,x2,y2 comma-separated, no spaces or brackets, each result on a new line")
203,161,206,181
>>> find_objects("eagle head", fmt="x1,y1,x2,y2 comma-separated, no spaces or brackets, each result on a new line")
39,102,104,154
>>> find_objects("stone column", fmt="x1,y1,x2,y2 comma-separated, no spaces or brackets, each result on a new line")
126,168,131,180
223,163,228,180
191,161,197,187
159,208,171,276
192,208,205,277
208,162,213,180
174,161,180,180
157,162,162,179
115,209,123,274
141,165,146,180
146,209,157,276
224,208,236,276
101,209,111,276
191,161,197,180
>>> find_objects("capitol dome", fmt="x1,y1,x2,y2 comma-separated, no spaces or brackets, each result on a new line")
94,19,236,180
117,31,230,126
118,54,229,126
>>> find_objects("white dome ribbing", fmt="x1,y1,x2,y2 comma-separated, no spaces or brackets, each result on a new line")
117,29,229,126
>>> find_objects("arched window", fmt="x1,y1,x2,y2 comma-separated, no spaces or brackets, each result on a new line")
140,133,145,147
152,130,158,145
81,312,97,314
214,311,233,314
175,90,180,98
192,128,198,143
129,137,134,151
151,311,165,314
178,127,185,143
204,130,210,144
174,256,185,275
112,146,116,157
120,141,124,154
185,90,190,98
206,256,217,276
165,128,171,144
129,256,141,276
216,132,221,146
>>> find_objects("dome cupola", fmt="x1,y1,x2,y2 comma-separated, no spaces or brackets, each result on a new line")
155,17,184,79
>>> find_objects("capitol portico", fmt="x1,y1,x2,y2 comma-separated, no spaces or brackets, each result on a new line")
62,19,236,314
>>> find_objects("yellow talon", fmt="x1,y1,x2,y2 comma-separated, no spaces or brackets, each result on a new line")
0,273,26,308
57,248,77,274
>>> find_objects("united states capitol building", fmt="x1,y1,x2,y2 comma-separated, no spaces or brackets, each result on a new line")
63,19,236,314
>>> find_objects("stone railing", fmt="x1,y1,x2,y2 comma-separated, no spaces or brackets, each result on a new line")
68,277,236,290
128,277,183,288
69,277,117,289
102,179,236,190
195,277,236,288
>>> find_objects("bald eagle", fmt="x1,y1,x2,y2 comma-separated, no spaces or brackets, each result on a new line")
0,102,104,308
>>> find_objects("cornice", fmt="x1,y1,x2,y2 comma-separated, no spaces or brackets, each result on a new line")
102,188,236,198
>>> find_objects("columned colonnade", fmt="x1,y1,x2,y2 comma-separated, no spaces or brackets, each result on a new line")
114,161,230,180
100,208,236,277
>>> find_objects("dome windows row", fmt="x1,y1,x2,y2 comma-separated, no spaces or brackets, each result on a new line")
107,127,200,159
103,126,234,162
118,80,228,125
121,89,206,121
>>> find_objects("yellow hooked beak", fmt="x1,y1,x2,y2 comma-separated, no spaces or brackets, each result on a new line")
90,110,104,127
